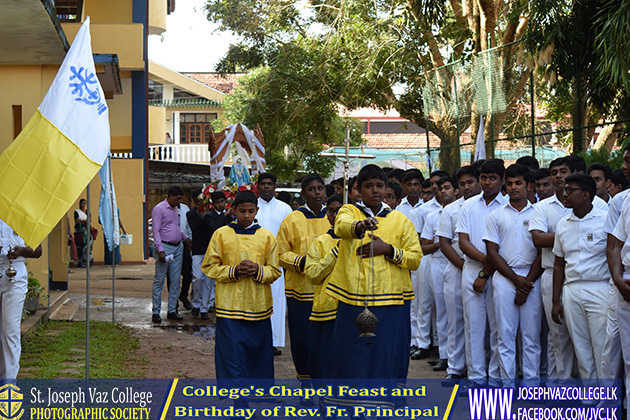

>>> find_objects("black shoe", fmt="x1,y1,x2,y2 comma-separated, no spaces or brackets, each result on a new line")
428,360,439,366
208,306,215,313
433,359,448,371
200,312,209,320
180,297,192,310
273,347,282,356
410,348,430,360
191,307,200,317
152,314,161,323
441,374,464,387
167,312,183,321
409,345,419,356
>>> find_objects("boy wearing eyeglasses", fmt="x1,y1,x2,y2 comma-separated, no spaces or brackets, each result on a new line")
551,174,609,380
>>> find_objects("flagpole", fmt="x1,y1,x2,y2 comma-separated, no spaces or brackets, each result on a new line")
109,155,116,323
86,184,91,379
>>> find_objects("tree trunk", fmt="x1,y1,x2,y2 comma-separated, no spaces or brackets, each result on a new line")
438,130,462,174
593,122,621,151
571,75,589,154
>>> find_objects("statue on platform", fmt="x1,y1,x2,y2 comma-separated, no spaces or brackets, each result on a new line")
209,123,266,189
228,158,251,187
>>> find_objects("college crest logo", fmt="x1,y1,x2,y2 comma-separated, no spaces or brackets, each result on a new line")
0,384,24,420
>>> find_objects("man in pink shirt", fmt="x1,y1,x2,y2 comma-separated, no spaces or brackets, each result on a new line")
152,186,192,322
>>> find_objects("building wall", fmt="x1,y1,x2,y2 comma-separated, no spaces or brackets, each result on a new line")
83,0,133,24
62,23,145,70
149,106,166,145
0,65,60,297
148,0,167,35
68,158,146,264
0,0,153,300
110,77,134,151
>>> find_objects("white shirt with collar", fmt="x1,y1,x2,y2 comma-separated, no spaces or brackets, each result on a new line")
355,201,391,218
396,196,422,219
409,196,441,234
179,203,192,239
455,192,508,259
421,206,448,264
483,200,537,269
436,196,466,259
553,207,609,283
0,219,27,265
612,202,630,270
529,194,570,271
604,189,630,235
257,197,292,237
303,202,326,217
593,194,611,212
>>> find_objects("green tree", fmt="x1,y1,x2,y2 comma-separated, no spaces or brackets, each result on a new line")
526,0,630,154
205,0,537,173
219,65,364,180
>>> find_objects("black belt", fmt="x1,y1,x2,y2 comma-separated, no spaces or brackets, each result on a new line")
162,241,180,246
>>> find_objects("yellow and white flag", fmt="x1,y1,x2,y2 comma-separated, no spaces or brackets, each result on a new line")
0,17,109,247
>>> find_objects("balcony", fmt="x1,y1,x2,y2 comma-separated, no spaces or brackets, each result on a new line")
148,144,211,164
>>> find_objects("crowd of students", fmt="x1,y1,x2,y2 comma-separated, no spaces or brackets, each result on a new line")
152,148,630,413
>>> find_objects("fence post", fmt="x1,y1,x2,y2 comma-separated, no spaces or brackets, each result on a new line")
530,70,536,158
488,35,494,157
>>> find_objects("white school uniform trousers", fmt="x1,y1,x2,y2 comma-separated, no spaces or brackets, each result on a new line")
601,189,629,378
421,206,449,360
611,205,630,420
191,208,220,312
437,197,466,375
553,207,609,380
397,197,424,348
455,192,508,381
529,194,576,379
410,197,441,350
0,219,28,380
483,201,542,379
257,197,293,348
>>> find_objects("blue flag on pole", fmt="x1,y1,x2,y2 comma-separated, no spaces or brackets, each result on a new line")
98,154,118,251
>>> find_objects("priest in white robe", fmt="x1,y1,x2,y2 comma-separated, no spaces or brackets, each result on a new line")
256,173,293,354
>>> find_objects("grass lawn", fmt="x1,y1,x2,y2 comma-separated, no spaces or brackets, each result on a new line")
21,321,148,378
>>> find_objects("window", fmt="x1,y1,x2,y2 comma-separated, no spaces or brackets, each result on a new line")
179,114,217,143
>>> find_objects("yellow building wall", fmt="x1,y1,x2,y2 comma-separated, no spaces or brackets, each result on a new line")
82,0,133,24
148,0,167,35
0,65,62,299
68,159,146,265
0,66,58,149
62,23,145,70
149,106,166,145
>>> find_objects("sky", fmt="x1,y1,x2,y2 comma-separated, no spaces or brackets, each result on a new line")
148,0,235,72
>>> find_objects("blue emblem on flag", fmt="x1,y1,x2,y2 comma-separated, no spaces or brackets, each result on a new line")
69,66,106,115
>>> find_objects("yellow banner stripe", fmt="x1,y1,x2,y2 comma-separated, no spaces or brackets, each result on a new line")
0,110,101,247
442,384,459,420
159,378,179,420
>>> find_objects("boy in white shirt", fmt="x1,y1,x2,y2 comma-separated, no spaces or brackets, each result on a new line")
409,170,448,360
529,157,577,380
609,151,630,419
437,166,481,381
552,173,610,380
456,159,508,384
483,164,543,380
420,176,459,371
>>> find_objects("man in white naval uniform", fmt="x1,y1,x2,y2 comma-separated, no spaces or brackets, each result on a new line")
0,218,42,381
256,173,293,355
